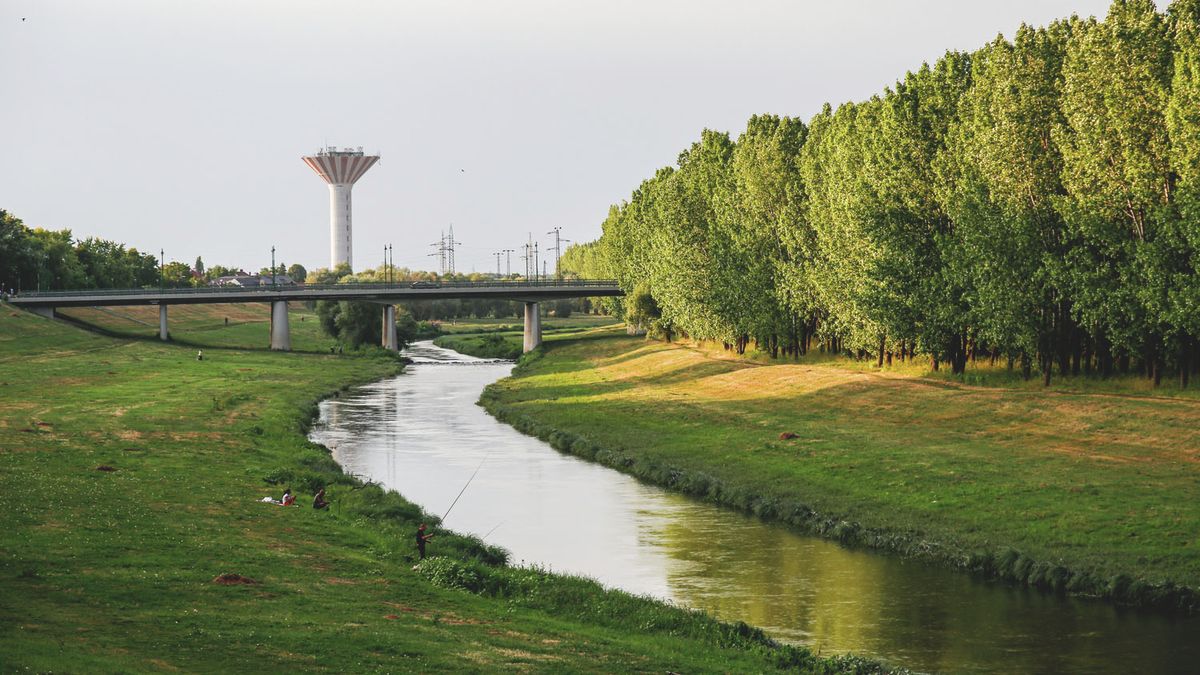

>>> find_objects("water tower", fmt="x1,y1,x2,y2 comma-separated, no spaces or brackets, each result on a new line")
302,146,379,270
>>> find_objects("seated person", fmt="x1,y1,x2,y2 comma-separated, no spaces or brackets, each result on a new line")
313,487,329,510
281,489,295,506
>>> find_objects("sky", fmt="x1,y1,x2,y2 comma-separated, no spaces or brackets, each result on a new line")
0,0,1153,276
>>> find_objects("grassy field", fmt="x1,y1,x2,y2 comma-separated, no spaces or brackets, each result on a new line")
0,307,878,672
481,332,1200,610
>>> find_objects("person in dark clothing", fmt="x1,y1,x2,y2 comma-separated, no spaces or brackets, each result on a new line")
416,523,434,559
313,487,329,510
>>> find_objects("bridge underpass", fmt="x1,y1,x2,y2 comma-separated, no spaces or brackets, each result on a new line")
9,280,624,353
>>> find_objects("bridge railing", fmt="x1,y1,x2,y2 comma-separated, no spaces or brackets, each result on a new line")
10,279,622,299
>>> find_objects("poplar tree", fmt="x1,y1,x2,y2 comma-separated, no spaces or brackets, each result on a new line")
1168,0,1200,384
939,22,1078,381
722,115,809,356
1056,0,1175,382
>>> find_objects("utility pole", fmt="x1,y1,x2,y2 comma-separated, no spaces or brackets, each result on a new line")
271,246,276,288
494,252,502,277
429,232,447,275
533,242,540,282
446,225,461,276
387,244,393,284
160,249,165,290
503,249,514,278
520,241,530,279
547,227,571,279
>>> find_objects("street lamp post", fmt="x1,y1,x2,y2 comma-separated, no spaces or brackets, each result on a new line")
159,249,164,290
271,246,276,288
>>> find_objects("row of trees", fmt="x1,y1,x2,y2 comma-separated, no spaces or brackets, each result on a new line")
564,0,1200,386
0,210,314,293
1,211,162,292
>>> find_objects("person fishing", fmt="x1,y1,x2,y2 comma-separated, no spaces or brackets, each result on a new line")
415,523,434,560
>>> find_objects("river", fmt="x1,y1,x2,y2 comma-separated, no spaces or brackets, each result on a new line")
309,341,1199,673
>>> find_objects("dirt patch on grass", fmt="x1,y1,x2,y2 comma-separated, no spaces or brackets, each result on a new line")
212,573,258,585
324,577,357,585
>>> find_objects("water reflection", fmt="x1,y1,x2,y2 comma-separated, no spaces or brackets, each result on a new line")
311,341,1200,674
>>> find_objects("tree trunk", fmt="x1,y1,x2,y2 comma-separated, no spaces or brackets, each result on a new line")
1021,352,1032,380
932,355,940,372
1180,338,1191,389
877,334,886,368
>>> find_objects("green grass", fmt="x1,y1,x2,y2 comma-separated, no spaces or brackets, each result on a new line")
481,333,1200,611
0,307,879,672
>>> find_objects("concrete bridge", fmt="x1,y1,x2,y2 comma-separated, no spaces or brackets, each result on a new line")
8,279,624,353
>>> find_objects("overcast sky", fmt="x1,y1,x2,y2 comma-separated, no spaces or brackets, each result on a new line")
1,1,1147,275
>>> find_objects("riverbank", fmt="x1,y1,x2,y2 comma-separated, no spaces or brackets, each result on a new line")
0,309,880,672
480,333,1200,612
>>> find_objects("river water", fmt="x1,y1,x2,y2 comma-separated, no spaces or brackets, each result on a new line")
310,341,1199,673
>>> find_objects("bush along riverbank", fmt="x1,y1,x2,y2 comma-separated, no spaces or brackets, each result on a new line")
433,332,523,360
479,336,1200,614
0,309,891,673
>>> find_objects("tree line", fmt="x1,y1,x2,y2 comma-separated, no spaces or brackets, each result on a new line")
563,0,1200,387
0,210,312,292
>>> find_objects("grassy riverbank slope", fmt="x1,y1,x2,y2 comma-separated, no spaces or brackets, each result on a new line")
481,333,1200,610
0,309,875,672
57,303,333,353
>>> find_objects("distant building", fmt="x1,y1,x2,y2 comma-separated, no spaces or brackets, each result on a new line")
210,274,297,288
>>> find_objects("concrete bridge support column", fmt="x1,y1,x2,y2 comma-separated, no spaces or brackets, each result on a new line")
159,305,169,341
31,306,56,320
382,305,398,351
523,301,542,353
270,301,291,351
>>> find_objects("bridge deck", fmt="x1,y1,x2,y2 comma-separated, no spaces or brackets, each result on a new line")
7,280,623,308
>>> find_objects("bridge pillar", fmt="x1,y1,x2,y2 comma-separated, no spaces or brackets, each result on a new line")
270,301,291,351
159,305,169,341
31,306,56,320
382,305,398,351
523,302,542,353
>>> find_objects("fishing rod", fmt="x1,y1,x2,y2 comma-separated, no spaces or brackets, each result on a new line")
481,521,504,542
440,452,490,523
